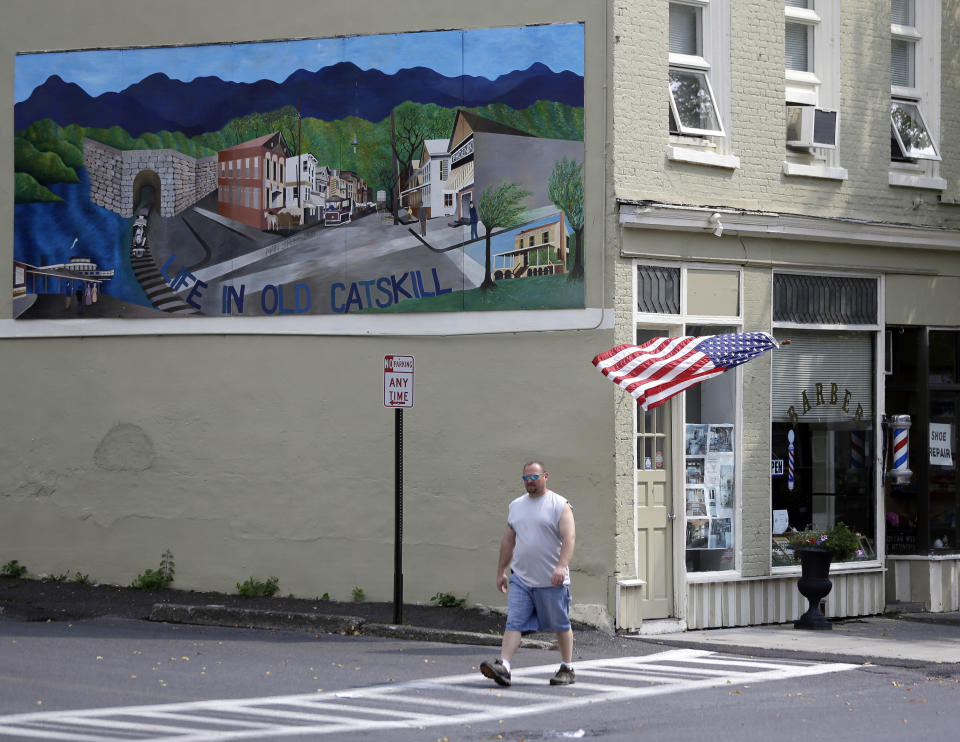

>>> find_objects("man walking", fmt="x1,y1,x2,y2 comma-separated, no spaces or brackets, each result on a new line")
480,461,576,687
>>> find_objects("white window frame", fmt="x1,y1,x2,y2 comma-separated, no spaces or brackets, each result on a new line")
784,3,819,101
667,0,739,169
633,260,746,583
782,1,848,181
889,0,945,190
770,269,885,576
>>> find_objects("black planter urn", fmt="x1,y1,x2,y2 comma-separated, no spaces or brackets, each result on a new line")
794,546,833,630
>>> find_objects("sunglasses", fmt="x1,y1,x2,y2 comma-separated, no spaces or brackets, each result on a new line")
522,474,543,482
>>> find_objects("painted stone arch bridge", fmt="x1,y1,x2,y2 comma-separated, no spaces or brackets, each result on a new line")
83,138,217,218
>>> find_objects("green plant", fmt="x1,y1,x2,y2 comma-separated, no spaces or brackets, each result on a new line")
130,549,175,590
236,576,279,598
431,591,466,608
318,592,330,601
351,586,365,602
1,560,28,578
41,572,69,583
73,572,91,584
787,522,862,561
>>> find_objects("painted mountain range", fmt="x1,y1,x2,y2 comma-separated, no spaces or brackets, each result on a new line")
15,61,584,137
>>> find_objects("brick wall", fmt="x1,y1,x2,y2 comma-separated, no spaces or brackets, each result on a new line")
611,0,960,230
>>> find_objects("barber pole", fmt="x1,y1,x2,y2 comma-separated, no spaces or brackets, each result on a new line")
850,430,865,469
888,414,913,485
892,426,908,469
787,429,795,492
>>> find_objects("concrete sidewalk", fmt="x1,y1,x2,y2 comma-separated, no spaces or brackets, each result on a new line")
633,612,960,667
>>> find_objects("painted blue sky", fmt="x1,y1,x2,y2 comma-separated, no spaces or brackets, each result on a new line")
15,24,584,103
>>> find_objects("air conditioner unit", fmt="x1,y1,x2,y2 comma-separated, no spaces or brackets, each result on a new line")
786,106,838,149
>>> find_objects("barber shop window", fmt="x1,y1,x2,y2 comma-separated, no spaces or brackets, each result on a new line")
769,274,880,568
771,331,877,565
684,324,738,572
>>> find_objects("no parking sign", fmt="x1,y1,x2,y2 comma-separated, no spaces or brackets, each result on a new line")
383,355,414,408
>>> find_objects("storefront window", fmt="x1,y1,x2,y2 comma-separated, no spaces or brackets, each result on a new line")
886,329,959,553
929,330,959,549
929,393,958,548
771,330,878,565
685,324,737,572
885,327,921,554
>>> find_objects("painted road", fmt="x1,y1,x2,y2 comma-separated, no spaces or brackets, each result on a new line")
0,648,856,740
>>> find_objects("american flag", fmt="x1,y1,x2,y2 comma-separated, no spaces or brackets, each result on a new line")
592,332,779,410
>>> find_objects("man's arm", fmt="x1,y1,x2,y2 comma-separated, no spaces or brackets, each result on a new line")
497,526,516,593
551,503,576,586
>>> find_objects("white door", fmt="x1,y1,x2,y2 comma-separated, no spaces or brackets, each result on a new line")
634,327,678,619
636,398,674,618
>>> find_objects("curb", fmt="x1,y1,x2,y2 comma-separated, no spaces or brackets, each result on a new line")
361,622,552,649
148,604,550,648
148,604,366,634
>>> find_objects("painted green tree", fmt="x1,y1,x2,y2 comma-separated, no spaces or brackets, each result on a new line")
476,181,531,292
547,156,584,281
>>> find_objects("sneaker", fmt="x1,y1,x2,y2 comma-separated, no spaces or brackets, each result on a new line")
549,665,575,685
479,659,511,687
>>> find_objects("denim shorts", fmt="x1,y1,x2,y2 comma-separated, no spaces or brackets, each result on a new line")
504,574,571,633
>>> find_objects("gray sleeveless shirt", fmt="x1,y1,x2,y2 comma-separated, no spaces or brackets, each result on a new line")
508,489,571,588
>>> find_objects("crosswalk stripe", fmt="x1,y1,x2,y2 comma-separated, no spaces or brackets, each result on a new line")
354,693,497,712
136,711,277,729
0,649,858,741
0,726,107,741
573,668,687,683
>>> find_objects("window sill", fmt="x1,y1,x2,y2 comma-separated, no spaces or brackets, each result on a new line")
667,144,740,169
888,171,948,190
782,161,848,180
771,560,883,576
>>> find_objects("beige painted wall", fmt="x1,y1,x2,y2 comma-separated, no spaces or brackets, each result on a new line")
611,0,960,230
0,0,617,613
0,333,615,605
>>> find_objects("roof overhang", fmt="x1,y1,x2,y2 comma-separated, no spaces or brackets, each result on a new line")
619,201,960,251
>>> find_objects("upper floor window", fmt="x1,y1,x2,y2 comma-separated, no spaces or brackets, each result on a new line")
782,0,846,179
784,0,820,102
890,0,941,164
785,0,812,74
668,2,724,138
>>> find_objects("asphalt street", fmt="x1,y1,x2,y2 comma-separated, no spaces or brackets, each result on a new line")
3,616,960,741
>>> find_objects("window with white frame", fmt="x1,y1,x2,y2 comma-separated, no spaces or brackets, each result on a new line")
634,263,744,575
667,1,738,168
770,273,881,568
668,2,723,137
784,0,816,95
782,1,846,179
890,0,943,188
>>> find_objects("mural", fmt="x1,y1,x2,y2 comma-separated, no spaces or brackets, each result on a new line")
13,26,585,319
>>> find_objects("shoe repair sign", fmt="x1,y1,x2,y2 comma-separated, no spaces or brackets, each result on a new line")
930,422,954,466
384,355,415,408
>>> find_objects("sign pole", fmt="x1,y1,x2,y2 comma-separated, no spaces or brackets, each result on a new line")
383,354,413,625
393,407,403,624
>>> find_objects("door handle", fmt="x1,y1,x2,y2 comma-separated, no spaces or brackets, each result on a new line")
666,513,677,520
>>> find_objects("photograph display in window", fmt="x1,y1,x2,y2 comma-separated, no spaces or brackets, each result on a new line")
684,423,735,556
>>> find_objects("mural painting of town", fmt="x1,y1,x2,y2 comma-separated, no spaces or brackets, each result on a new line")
12,25,585,319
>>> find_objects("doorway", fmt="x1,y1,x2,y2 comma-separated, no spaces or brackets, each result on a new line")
634,327,676,619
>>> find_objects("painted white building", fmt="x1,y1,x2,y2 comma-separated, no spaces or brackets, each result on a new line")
416,139,453,218
285,153,326,222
